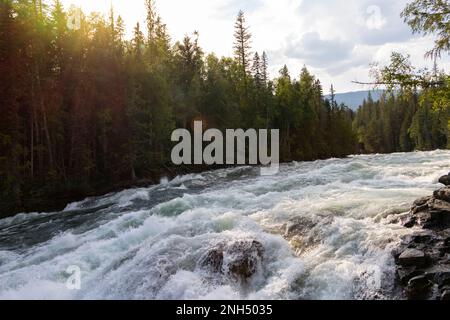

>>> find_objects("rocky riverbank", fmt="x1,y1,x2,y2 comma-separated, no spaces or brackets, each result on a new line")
394,172,450,300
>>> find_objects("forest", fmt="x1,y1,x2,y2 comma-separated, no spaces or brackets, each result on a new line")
0,0,449,217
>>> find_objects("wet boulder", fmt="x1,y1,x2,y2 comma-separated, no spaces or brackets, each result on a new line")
424,265,450,287
411,196,431,215
407,275,432,299
398,249,428,267
401,230,434,245
434,187,450,203
439,173,450,186
200,240,264,282
427,199,450,229
407,196,450,230
396,267,423,285
227,240,264,280
200,249,224,273
394,180,450,300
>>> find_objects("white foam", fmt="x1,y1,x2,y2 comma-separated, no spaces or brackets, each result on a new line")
0,150,449,299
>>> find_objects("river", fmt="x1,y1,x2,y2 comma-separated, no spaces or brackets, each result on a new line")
0,150,449,299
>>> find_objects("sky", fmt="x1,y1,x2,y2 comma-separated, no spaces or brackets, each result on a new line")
60,0,450,93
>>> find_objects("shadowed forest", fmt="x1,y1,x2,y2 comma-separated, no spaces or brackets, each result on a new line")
0,0,449,216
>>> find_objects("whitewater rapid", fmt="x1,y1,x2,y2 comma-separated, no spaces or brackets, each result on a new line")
0,151,449,300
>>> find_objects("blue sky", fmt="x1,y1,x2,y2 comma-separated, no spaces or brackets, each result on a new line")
61,0,450,93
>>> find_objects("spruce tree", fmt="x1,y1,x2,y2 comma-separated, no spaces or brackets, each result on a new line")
233,10,252,74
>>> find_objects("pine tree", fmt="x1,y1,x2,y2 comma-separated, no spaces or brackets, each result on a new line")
145,0,157,41
261,51,268,86
252,52,261,87
132,22,145,60
330,85,337,109
233,10,252,74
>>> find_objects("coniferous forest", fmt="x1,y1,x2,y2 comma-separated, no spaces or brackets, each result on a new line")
0,0,449,217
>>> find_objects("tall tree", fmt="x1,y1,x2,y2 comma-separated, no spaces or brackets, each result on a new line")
252,52,261,87
233,10,252,74
261,51,269,86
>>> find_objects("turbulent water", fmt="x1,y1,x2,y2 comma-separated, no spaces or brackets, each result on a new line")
0,151,449,300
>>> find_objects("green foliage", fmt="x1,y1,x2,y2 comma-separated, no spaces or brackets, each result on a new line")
402,0,450,58
354,89,448,153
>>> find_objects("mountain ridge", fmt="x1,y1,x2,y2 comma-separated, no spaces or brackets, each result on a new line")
325,90,384,110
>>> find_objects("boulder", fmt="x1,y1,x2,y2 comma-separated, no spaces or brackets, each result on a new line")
413,196,432,207
394,180,450,300
433,188,450,203
396,267,423,285
439,174,450,186
200,249,224,273
401,231,434,245
424,265,450,287
403,217,416,228
407,275,432,299
200,240,264,282
227,240,264,280
398,249,428,267
411,196,431,215
428,199,450,213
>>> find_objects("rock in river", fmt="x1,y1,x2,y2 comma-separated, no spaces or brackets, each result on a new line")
395,175,450,300
439,173,450,186
398,249,428,267
200,240,264,282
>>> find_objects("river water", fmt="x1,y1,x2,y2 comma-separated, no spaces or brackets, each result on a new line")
0,150,449,300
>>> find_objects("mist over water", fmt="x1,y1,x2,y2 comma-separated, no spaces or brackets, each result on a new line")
0,151,449,300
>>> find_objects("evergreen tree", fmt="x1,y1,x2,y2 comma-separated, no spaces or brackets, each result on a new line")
233,10,252,74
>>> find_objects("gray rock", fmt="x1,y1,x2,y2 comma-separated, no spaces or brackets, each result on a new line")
404,231,434,244
227,240,264,280
394,181,450,300
407,275,432,299
403,217,416,228
398,249,428,267
200,240,264,282
425,265,450,287
397,267,423,285
413,196,432,207
433,188,450,203
428,199,450,213
439,174,450,186
200,249,224,273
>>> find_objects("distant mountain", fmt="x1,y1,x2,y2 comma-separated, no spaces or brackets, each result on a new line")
325,90,384,111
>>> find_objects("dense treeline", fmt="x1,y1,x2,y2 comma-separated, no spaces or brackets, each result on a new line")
353,0,450,155
354,52,450,154
0,0,357,216
354,90,449,154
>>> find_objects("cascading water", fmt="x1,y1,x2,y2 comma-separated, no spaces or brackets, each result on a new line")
0,150,449,300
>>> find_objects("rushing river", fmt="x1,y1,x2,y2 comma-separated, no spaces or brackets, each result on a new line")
0,151,449,300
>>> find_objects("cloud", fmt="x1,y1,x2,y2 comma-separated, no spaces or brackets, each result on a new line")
285,32,353,68
365,5,387,30
214,0,264,19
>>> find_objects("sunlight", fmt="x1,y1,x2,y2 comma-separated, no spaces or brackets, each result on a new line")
60,0,146,38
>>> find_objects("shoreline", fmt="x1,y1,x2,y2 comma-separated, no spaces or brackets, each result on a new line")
0,150,447,221
1,152,362,219
394,172,450,300
0,163,236,220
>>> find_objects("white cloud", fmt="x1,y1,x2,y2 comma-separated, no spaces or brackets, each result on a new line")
365,5,387,30
60,0,450,93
